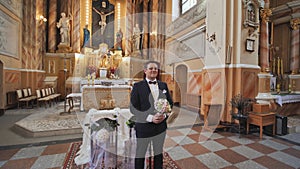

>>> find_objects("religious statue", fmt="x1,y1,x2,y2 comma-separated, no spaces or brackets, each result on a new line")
116,28,123,50
82,25,90,48
92,7,114,35
57,12,72,45
133,24,142,50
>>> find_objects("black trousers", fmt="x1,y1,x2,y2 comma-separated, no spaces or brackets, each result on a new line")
135,131,166,169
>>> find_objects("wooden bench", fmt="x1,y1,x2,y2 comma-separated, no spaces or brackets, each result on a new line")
16,88,36,108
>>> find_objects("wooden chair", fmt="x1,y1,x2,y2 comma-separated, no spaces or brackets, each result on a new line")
36,89,51,108
16,89,34,108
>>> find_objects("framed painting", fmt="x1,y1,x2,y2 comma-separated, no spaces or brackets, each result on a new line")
0,8,21,59
246,39,254,52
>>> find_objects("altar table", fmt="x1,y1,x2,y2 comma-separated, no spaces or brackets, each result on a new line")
81,85,131,111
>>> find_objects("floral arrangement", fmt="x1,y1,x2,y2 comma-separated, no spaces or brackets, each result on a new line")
94,128,110,143
154,98,172,115
91,117,119,132
125,116,136,128
87,65,97,75
230,94,253,115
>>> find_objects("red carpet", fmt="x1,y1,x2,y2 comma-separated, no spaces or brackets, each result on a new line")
62,142,181,169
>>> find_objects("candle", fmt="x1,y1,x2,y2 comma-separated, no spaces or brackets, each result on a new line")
277,57,280,75
281,59,283,75
273,58,276,75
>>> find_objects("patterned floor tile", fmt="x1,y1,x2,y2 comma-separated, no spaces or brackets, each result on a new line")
167,146,193,161
281,147,300,159
10,146,46,160
176,157,209,169
201,140,227,152
196,152,231,169
31,154,66,169
182,143,210,156
0,149,19,161
259,139,289,151
234,160,268,169
231,145,264,159
41,143,70,155
246,142,277,154
214,137,241,148
253,155,295,169
268,151,300,168
0,157,37,169
215,149,248,164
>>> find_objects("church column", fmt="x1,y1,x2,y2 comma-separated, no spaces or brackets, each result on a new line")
150,0,158,60
71,0,81,52
125,0,133,56
48,0,57,53
290,18,300,75
259,7,272,72
157,0,166,67
142,0,149,59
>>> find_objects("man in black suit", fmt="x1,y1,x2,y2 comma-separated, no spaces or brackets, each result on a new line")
130,61,173,169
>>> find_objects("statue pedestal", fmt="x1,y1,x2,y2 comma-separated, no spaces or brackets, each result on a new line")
57,43,72,53
118,57,146,79
255,73,276,104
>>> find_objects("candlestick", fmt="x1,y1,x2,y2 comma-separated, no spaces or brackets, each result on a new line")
281,59,283,75
277,57,280,75
273,58,276,75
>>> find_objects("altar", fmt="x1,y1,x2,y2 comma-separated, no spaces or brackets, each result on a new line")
81,84,131,111
272,94,300,116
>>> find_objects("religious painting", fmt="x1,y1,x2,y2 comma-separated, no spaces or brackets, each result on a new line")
0,8,21,59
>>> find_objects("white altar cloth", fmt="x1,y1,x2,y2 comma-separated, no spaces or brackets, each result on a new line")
274,94,300,106
74,108,133,166
80,85,131,111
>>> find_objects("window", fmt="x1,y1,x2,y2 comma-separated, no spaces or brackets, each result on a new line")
181,0,197,14
172,0,197,21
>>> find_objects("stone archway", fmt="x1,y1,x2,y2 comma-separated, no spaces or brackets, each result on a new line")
175,64,187,106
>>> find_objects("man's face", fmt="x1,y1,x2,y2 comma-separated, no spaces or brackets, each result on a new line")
144,63,158,80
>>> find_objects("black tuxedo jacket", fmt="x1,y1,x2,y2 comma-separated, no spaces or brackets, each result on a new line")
130,79,173,138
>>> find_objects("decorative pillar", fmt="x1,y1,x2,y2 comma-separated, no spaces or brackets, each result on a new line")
150,0,158,60
125,0,133,56
48,0,57,53
142,0,149,59
290,18,300,75
259,8,272,73
157,0,166,68
71,0,81,53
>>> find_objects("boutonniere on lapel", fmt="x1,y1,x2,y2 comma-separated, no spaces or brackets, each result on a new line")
162,89,167,94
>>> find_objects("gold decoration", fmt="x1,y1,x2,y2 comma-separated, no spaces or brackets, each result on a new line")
290,18,300,30
260,8,272,22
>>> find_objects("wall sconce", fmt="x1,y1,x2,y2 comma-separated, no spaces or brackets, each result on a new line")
38,15,47,22
207,32,216,42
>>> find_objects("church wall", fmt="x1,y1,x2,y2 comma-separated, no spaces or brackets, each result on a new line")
0,0,48,109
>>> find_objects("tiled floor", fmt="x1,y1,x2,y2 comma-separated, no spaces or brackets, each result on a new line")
0,125,300,169
0,103,300,169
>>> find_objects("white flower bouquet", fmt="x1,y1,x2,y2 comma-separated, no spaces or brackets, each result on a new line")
154,98,172,115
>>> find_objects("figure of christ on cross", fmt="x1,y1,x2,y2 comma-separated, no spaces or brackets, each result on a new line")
93,7,114,35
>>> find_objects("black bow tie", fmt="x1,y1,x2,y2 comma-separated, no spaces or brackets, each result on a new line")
148,81,157,85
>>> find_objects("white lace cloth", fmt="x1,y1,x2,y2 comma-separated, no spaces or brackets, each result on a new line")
275,94,300,106
74,108,133,167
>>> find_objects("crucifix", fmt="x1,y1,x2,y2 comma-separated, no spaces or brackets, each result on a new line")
93,7,114,35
